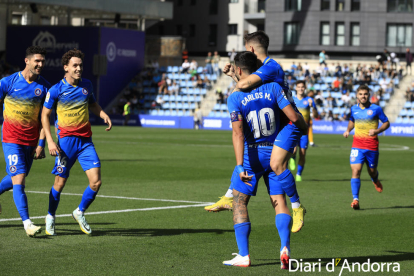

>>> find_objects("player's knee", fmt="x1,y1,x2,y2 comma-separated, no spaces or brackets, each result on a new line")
270,161,285,175
90,179,102,191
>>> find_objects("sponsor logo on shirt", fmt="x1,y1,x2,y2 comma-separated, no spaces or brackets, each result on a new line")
82,88,88,95
45,92,50,103
34,88,42,96
65,111,81,117
13,110,29,115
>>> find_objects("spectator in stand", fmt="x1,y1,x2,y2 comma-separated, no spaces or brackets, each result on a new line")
334,63,342,77
326,94,336,109
190,59,198,71
385,81,394,94
205,52,213,74
182,48,189,63
327,110,334,121
314,91,324,107
319,50,327,66
217,88,224,104
406,48,412,75
196,77,204,88
345,78,353,92
287,75,296,90
212,51,221,76
228,48,237,64
303,62,310,77
389,52,397,69
379,77,388,91
371,91,379,104
131,95,138,110
156,95,164,108
204,76,212,90
169,80,180,95
123,102,131,126
332,77,340,91
181,59,190,73
291,62,297,75
297,63,303,76
341,91,351,107
158,73,168,94
333,114,340,121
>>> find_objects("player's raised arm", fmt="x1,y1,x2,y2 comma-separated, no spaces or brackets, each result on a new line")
41,106,59,156
89,102,112,131
236,73,262,91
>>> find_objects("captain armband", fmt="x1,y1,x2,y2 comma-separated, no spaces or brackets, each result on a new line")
230,111,243,123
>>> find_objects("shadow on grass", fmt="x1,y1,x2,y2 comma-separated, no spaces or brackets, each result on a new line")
252,251,414,267
360,205,414,211
0,222,115,229
101,159,157,162
91,228,233,237
305,179,385,182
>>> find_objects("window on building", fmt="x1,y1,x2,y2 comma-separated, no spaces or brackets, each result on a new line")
209,24,218,46
177,0,183,6
335,23,345,45
41,16,51,25
351,0,360,11
321,0,330,10
258,0,266,12
320,22,330,45
350,23,360,46
387,24,412,46
336,0,345,10
191,0,196,5
190,24,195,37
210,0,218,14
257,23,265,31
176,25,182,36
284,22,300,45
285,0,302,11
228,24,238,35
388,0,413,12
229,0,239,3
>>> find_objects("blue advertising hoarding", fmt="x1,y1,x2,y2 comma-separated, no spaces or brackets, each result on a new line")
6,26,99,89
99,27,145,109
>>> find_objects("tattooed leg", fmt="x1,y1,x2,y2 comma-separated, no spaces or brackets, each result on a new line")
233,189,251,225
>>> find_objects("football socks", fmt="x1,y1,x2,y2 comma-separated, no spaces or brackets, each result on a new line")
78,186,98,212
13,184,29,221
277,169,300,204
297,165,304,176
276,214,292,252
351,178,361,200
225,188,233,198
48,186,61,216
0,175,13,195
234,222,251,257
371,171,379,183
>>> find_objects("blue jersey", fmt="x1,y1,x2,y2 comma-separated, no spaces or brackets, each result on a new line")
227,82,291,147
349,103,388,151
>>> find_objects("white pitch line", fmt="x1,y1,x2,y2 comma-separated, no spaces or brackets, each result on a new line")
0,203,210,222
24,190,212,204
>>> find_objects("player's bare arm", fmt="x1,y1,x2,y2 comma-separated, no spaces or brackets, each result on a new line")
41,106,60,156
369,121,390,136
236,74,262,91
232,120,252,185
343,121,355,138
89,102,112,131
33,128,46,160
281,105,308,135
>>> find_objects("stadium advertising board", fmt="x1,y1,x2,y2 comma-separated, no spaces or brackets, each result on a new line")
99,27,145,109
6,26,99,89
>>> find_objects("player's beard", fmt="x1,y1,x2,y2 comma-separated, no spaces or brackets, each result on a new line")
29,65,41,76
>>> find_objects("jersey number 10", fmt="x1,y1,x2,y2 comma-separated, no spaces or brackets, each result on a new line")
247,108,276,138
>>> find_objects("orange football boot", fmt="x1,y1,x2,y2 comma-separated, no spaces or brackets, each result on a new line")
372,180,383,193
351,199,360,210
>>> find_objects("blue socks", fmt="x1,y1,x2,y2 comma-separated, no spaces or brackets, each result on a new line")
277,169,299,203
48,187,61,216
297,165,304,176
351,178,361,200
234,222,251,257
13,184,29,221
78,186,98,212
371,171,379,183
276,214,292,251
0,175,13,195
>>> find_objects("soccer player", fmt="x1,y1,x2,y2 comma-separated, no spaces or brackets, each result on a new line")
41,49,112,235
222,52,307,268
289,80,318,181
206,31,306,233
0,46,50,237
343,85,390,210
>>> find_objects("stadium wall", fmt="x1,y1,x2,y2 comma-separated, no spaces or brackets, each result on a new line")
95,115,414,137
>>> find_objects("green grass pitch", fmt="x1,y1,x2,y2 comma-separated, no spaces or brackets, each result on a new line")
0,127,413,275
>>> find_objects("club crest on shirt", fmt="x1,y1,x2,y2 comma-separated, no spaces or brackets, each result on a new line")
34,88,42,96
9,165,17,173
82,88,88,95
56,166,64,173
303,100,308,105
367,110,373,116
350,157,356,162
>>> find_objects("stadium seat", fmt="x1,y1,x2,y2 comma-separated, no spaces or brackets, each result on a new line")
213,104,220,111
163,103,170,109
158,110,165,115
220,104,227,111
177,110,184,116
383,94,390,101
407,109,414,117
170,103,177,109
150,109,158,116
171,110,177,116
183,103,190,109
402,117,410,124
399,109,407,116
208,111,215,117
380,101,386,108
395,117,403,123
164,110,171,116
404,102,411,108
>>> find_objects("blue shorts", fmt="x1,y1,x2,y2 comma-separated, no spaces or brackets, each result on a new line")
298,134,308,149
52,136,100,178
350,148,379,168
231,147,284,196
2,143,35,177
274,123,301,153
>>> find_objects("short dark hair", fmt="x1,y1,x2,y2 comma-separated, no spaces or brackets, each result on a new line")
61,48,85,66
244,31,269,50
234,51,259,74
357,84,370,93
26,46,47,57
296,80,306,86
